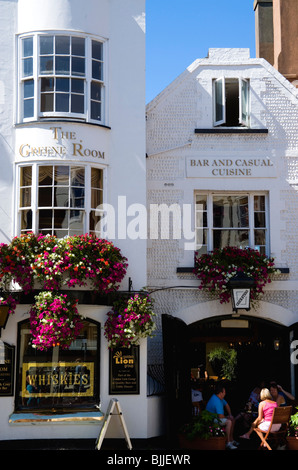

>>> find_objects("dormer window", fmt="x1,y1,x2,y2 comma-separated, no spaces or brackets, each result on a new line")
213,78,249,127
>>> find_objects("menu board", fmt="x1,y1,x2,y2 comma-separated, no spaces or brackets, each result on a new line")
109,346,139,395
0,342,15,396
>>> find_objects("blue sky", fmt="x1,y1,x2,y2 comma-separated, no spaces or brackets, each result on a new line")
146,0,256,103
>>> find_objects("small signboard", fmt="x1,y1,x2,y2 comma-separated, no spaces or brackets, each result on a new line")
0,341,15,396
109,346,139,395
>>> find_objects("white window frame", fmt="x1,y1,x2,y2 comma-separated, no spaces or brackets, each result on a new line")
18,32,106,125
16,163,105,237
213,77,250,128
195,191,269,255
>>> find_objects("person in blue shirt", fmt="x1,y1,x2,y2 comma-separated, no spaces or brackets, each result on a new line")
206,383,238,450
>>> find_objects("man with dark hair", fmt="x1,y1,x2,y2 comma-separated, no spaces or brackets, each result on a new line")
206,383,238,450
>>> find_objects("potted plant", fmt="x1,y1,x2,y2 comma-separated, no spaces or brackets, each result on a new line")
208,347,237,381
178,410,226,450
287,407,298,450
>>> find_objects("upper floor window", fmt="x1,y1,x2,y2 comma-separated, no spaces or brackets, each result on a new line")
18,164,104,237
19,33,105,124
213,78,249,127
195,192,268,256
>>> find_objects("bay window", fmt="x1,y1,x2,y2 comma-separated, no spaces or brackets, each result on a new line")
195,192,268,255
19,33,105,124
18,164,104,237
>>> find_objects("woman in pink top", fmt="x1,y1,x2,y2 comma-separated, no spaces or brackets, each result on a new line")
240,388,281,439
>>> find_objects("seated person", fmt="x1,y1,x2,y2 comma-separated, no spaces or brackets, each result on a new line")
206,383,238,450
269,382,295,406
240,388,280,439
191,381,204,415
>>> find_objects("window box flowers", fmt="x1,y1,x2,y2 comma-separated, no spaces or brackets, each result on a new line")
194,246,278,308
104,294,156,348
0,233,128,349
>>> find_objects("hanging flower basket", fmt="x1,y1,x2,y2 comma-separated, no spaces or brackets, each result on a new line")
104,294,156,349
194,246,278,308
29,291,84,350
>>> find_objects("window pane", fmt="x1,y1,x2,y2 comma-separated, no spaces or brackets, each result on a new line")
72,57,85,76
254,212,266,228
39,209,52,228
92,60,102,80
38,187,52,206
40,93,53,112
70,188,84,208
71,167,85,187
69,209,84,231
55,36,70,55
20,188,31,208
91,81,101,101
24,99,34,118
40,35,53,55
196,211,207,227
72,37,85,56
24,80,34,99
254,195,265,212
23,37,33,57
23,58,33,77
54,166,69,185
56,93,69,112
213,229,249,249
196,195,207,210
55,56,70,75
56,78,69,92
20,166,32,186
40,57,53,74
41,77,54,92
255,229,266,245
39,166,53,185
90,211,102,234
91,168,103,189
91,189,103,208
91,100,101,121
54,186,69,207
213,196,249,228
71,94,84,113
21,209,32,231
196,228,208,246
71,78,84,94
53,209,68,228
214,78,224,124
92,41,103,60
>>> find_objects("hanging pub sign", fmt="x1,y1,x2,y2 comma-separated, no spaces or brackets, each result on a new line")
0,341,15,396
109,346,140,395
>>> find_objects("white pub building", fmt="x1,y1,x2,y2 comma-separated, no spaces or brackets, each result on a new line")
0,0,165,447
146,47,298,437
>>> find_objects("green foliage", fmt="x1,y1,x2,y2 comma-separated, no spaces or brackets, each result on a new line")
180,410,225,440
208,347,237,381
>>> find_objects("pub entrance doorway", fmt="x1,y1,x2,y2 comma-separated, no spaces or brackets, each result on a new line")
162,314,292,445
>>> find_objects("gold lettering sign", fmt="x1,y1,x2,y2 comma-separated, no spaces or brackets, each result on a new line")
22,362,94,398
187,157,276,178
19,127,105,160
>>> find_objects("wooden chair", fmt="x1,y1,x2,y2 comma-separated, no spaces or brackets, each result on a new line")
254,406,292,450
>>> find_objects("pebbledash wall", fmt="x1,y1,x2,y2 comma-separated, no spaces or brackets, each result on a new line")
146,48,298,387
0,0,165,443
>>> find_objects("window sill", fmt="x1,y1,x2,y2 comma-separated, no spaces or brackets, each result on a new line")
176,267,289,274
194,128,269,134
9,411,103,425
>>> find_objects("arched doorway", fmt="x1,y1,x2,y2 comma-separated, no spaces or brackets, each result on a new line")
162,313,293,443
188,315,291,412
